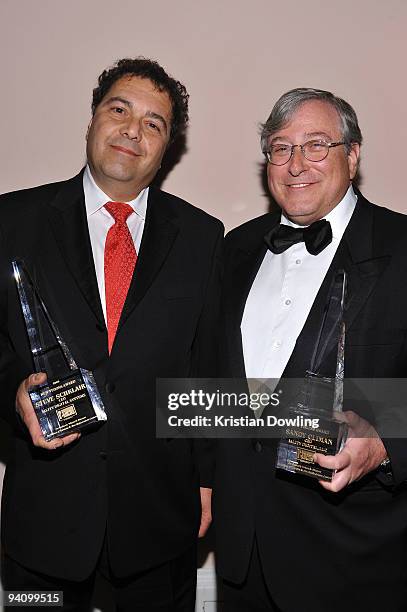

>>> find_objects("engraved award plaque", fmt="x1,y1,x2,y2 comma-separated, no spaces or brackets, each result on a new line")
13,260,107,440
276,270,348,481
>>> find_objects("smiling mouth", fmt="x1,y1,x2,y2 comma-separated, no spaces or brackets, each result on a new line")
110,145,140,157
287,183,314,188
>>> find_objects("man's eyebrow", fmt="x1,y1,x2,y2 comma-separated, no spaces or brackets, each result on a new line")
103,96,131,108
145,111,168,133
269,131,334,145
304,131,334,140
102,98,168,133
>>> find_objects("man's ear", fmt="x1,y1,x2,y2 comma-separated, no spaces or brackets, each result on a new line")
348,143,360,180
86,118,93,141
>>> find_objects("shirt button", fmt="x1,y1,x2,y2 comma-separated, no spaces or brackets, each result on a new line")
285,299,292,306
273,340,281,349
99,451,107,460
253,441,262,453
296,259,301,265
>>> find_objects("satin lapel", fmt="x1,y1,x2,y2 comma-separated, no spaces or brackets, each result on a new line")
118,187,179,328
226,213,281,378
47,171,105,325
337,195,391,331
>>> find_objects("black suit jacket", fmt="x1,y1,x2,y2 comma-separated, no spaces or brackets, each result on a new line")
214,193,407,611
0,171,223,581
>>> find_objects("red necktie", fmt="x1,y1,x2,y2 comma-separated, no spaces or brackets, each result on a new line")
104,201,137,353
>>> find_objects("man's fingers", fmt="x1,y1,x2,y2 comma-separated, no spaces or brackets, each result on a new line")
342,410,360,427
199,487,212,538
34,435,63,450
198,515,212,538
60,433,81,446
16,373,47,445
318,467,352,492
342,410,375,439
316,444,355,492
17,372,47,417
31,432,81,450
314,450,351,471
24,372,47,391
16,372,81,450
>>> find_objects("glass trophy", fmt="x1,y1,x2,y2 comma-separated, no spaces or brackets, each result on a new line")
276,270,348,481
13,259,107,440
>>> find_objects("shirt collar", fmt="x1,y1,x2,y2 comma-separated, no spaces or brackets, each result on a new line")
281,184,357,241
83,165,148,220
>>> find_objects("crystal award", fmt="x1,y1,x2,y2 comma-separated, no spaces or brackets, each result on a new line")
276,269,348,481
13,260,107,440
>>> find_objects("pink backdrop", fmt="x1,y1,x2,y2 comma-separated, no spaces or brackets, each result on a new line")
1,0,406,606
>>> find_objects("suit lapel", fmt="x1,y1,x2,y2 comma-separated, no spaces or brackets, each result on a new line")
226,212,280,378
47,171,105,325
339,194,391,331
118,187,179,329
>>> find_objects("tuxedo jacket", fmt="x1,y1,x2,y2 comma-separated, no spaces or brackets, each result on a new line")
214,193,407,611
0,170,223,581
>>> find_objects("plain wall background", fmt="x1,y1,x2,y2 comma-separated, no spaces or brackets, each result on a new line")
1,0,407,227
0,0,406,601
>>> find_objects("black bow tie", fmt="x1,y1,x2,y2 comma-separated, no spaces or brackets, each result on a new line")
264,219,333,256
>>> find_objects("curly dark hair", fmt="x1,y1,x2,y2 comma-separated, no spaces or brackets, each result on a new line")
91,57,189,142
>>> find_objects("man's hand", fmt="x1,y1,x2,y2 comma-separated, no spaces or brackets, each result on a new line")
314,410,387,493
16,372,81,450
198,487,212,538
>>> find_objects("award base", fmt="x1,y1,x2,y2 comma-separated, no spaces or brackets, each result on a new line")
276,411,348,481
29,369,107,440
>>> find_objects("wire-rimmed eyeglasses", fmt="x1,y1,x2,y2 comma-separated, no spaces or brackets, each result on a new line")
265,140,347,166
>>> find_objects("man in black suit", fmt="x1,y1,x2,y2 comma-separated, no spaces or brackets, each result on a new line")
214,88,407,611
0,57,223,610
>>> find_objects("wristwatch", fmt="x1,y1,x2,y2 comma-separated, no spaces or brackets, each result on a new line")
380,457,392,476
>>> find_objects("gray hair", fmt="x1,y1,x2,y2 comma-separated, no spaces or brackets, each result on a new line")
260,88,363,155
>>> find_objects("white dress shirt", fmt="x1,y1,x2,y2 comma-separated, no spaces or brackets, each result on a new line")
241,185,357,380
83,165,148,322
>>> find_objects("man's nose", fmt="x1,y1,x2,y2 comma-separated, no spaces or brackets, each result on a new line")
287,145,308,176
120,117,142,141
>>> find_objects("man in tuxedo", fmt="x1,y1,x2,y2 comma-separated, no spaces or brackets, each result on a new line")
214,88,407,611
0,57,223,610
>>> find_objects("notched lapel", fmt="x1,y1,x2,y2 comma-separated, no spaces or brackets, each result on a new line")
226,245,268,378
339,197,391,331
47,173,105,326
227,213,280,329
343,250,390,332
225,214,280,378
118,188,179,328
228,244,268,334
